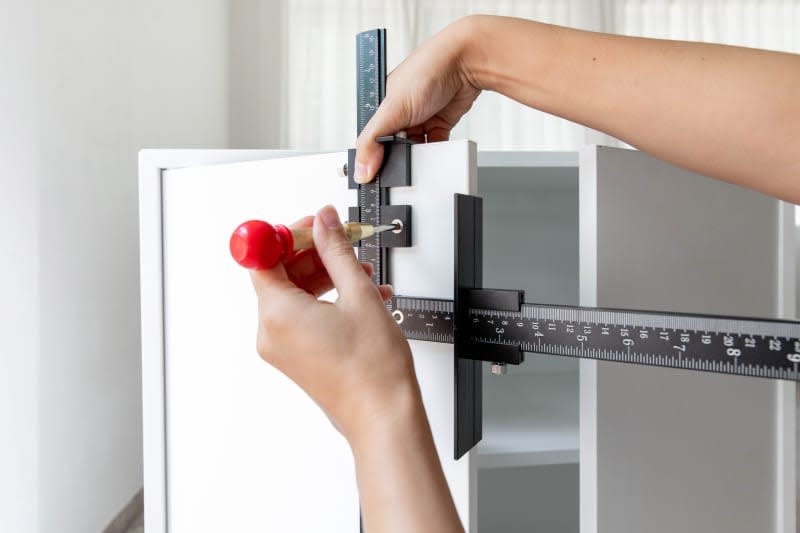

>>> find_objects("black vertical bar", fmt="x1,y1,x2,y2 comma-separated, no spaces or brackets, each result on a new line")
378,29,386,103
472,199,483,444
454,194,483,459
376,29,388,286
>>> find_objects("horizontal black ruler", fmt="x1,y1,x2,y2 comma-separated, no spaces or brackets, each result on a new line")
389,296,800,382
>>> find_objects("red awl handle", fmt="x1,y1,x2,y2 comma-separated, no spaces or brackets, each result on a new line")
229,220,294,270
230,218,395,270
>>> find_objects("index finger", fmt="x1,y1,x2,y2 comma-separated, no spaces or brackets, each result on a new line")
250,215,314,294
289,215,315,229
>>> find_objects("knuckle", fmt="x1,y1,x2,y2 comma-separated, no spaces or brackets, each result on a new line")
255,309,289,346
343,277,381,303
355,132,367,151
255,313,293,366
356,125,374,151
255,329,275,362
398,96,412,120
325,238,357,259
350,279,375,298
261,310,290,334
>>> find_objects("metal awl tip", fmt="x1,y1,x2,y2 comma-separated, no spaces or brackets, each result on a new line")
373,224,400,234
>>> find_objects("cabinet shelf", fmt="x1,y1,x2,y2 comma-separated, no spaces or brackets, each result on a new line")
478,355,579,469
478,159,580,471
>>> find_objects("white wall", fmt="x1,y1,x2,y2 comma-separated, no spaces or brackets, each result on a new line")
229,0,286,148
0,2,228,531
1,3,40,531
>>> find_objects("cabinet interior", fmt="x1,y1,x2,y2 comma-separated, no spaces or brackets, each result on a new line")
476,157,580,532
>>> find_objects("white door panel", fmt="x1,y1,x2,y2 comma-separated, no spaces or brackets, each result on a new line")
154,141,478,532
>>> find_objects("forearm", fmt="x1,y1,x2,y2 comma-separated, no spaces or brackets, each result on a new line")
461,15,800,203
349,385,463,533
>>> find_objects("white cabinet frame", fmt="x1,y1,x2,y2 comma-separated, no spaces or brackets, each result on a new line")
139,150,297,533
140,146,796,533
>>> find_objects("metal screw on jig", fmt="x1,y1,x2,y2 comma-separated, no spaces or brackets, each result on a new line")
338,163,348,177
491,363,507,376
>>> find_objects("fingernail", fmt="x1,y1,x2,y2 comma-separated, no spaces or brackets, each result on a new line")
319,205,341,229
354,162,368,183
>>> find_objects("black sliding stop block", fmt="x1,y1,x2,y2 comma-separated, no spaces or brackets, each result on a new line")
467,289,524,312
347,149,357,190
379,204,411,248
347,135,414,189
458,341,525,366
348,205,412,248
375,136,413,187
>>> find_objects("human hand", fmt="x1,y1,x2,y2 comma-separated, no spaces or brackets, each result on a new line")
250,205,422,443
269,215,385,298
354,16,482,183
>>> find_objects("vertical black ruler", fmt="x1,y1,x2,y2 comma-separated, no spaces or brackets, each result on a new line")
355,29,388,285
355,29,385,533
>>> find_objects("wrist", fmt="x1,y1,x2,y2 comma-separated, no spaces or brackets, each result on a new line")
346,380,430,456
456,15,556,98
453,15,492,91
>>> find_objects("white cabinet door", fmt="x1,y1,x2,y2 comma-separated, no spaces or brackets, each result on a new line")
140,141,478,533
579,146,795,533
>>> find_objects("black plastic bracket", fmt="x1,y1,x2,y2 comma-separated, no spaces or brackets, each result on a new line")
458,288,525,365
347,136,413,249
454,197,528,459
347,135,414,189
467,288,524,312
348,203,412,249
457,341,524,366
380,204,412,247
454,193,483,460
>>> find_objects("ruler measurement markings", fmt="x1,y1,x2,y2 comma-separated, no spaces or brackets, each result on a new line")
356,30,386,286
389,296,800,381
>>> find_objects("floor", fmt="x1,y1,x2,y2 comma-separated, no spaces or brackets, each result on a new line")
103,488,143,533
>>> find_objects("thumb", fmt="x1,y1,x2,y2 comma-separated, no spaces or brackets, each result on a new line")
312,205,372,298
354,98,410,183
